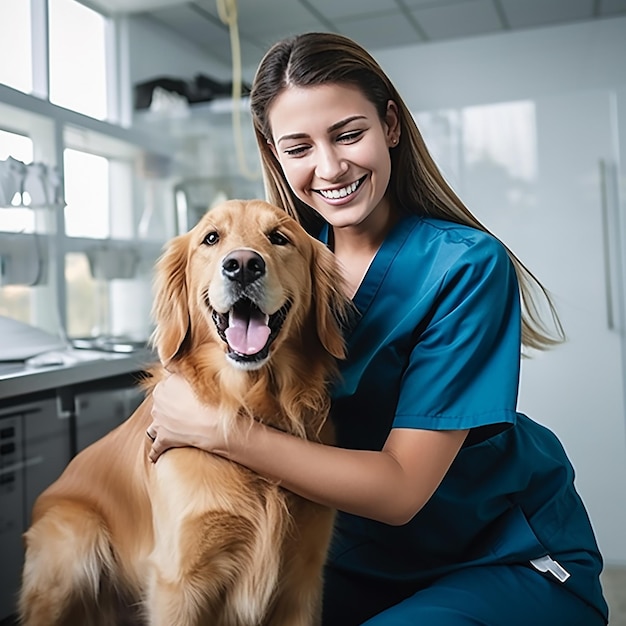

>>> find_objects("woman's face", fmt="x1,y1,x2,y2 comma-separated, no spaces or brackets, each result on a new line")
267,83,399,233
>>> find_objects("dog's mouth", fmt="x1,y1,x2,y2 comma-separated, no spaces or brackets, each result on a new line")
211,298,292,364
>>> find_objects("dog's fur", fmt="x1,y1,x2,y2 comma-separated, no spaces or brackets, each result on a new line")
18,199,350,626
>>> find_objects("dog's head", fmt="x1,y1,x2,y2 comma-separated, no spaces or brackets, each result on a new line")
151,199,348,372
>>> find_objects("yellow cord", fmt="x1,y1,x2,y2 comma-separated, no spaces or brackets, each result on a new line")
216,0,260,181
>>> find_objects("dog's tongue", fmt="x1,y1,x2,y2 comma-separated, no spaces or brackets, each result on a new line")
225,309,271,355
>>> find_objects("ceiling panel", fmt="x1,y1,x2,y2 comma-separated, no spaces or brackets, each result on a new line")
337,11,425,50
233,2,331,50
410,0,504,40
401,0,476,7
498,0,595,29
231,0,326,31
183,0,330,44
600,0,626,14
305,0,399,20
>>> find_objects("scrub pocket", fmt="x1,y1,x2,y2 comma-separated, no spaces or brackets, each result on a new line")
486,503,607,622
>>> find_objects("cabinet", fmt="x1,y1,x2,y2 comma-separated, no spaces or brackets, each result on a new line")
0,378,146,623
75,386,144,452
0,397,71,621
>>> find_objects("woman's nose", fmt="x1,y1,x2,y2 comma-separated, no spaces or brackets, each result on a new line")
315,145,348,181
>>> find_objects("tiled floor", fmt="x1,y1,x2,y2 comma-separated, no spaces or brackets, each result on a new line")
603,566,626,626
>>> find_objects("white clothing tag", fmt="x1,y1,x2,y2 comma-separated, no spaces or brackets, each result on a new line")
530,555,571,583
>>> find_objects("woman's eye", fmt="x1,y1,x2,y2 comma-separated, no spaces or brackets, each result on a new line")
203,231,219,245
283,145,309,157
338,130,363,143
268,230,290,246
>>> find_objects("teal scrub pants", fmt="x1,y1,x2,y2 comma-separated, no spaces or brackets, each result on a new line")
322,564,606,625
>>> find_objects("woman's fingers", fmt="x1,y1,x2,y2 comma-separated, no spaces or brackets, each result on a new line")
147,427,171,463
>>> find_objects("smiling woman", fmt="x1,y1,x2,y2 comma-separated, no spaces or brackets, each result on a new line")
147,32,609,626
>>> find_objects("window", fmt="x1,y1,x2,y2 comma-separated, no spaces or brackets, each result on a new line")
0,0,111,121
0,0,33,94
1,128,52,327
0,0,176,344
64,148,110,238
48,0,109,120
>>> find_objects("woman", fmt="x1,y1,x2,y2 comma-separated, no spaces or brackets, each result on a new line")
148,33,609,625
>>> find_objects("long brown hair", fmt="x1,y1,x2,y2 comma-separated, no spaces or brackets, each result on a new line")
249,32,564,351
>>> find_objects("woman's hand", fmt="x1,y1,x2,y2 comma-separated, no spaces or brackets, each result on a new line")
147,373,224,463
146,376,468,525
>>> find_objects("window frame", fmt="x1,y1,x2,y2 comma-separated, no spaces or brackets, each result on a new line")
0,0,174,340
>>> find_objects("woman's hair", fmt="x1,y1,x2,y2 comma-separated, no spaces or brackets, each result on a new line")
249,32,564,351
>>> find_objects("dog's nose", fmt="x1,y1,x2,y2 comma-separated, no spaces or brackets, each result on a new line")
222,249,266,285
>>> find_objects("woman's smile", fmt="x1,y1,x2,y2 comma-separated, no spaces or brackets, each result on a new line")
314,175,367,203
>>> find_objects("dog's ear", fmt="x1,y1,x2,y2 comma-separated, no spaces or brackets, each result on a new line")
311,242,350,360
150,233,191,367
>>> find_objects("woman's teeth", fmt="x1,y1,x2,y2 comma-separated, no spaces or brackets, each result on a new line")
319,179,361,199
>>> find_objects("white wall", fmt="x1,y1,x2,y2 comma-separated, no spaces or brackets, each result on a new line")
375,17,626,111
377,18,626,565
125,15,231,87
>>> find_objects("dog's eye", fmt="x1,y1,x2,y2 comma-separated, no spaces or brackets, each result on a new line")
268,231,290,246
203,231,219,246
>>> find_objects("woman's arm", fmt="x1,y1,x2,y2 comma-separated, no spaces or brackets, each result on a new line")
148,374,467,526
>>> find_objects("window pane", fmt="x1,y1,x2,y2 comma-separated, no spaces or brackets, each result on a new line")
0,0,33,93
0,130,35,230
0,285,31,324
65,252,105,337
48,0,108,120
0,129,34,163
65,252,152,341
64,148,109,238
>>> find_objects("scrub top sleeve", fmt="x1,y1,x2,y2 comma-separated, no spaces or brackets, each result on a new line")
393,236,521,432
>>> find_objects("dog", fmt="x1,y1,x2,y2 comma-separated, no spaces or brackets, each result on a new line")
18,199,350,626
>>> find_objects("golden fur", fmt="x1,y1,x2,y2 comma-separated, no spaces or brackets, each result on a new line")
19,199,349,626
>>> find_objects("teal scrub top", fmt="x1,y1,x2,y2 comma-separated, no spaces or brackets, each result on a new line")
321,214,608,621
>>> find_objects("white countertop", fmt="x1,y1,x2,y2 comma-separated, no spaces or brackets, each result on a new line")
0,348,156,403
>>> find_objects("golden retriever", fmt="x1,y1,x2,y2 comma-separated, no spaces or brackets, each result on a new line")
19,199,349,626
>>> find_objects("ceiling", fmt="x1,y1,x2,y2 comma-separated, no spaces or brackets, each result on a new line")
91,0,626,73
